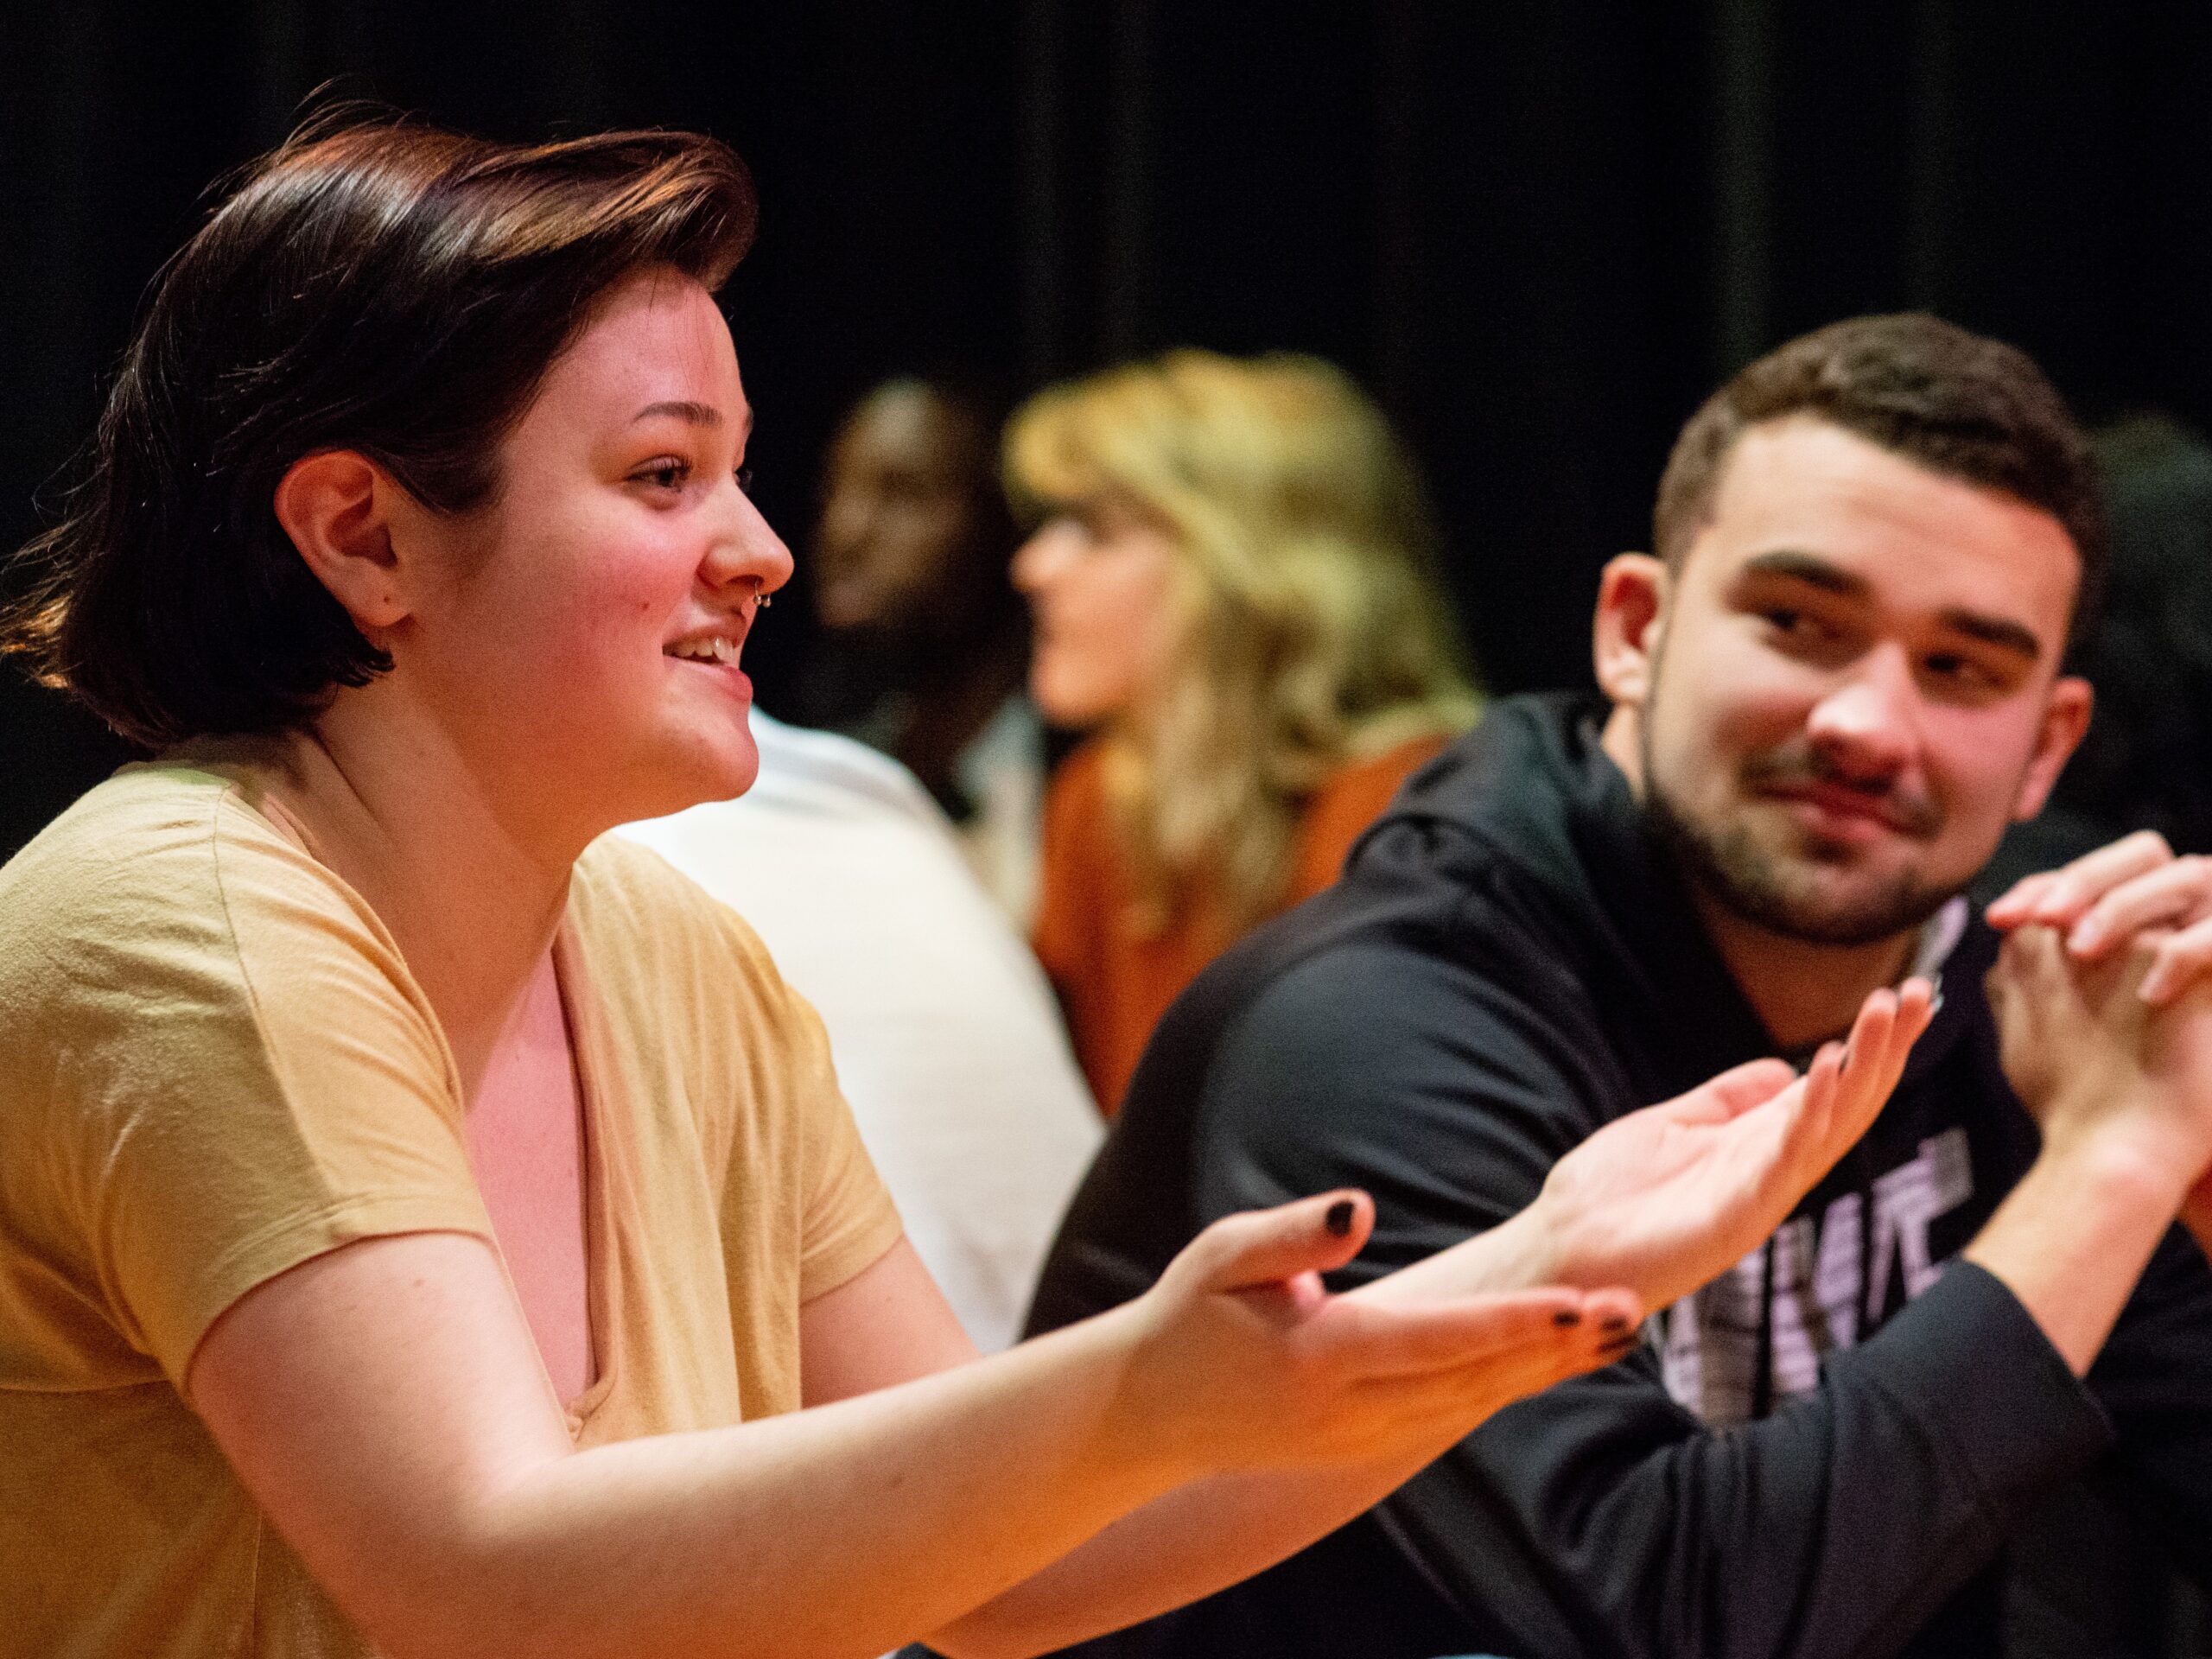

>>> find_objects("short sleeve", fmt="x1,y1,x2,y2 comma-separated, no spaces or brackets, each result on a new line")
0,778,491,1389
784,982,905,1302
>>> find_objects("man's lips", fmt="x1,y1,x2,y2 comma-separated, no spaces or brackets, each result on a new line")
1759,780,1925,838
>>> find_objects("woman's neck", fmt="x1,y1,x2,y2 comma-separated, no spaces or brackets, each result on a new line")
272,687,582,1098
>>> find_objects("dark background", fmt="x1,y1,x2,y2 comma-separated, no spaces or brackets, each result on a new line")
7,2,2212,858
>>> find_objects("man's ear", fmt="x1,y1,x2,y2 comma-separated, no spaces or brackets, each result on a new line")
1593,552,1669,708
271,450,410,637
2010,674,2094,823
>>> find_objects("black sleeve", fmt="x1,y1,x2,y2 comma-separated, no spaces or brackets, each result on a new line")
1187,938,2115,1659
2082,1222,2212,1587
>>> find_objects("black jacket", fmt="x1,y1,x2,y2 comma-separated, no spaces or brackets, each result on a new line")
1023,692,2212,1659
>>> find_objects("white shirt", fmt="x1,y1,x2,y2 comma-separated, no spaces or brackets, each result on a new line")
618,714,1101,1351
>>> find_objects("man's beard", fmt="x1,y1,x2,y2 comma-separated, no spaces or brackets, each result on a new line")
1640,721,1956,949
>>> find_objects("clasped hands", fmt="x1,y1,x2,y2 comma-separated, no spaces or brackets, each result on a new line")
1983,832,2212,1250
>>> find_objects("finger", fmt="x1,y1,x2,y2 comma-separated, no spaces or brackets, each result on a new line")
1190,1191,1373,1293
2069,855,2212,959
1392,1298,1647,1411
1660,1057,1799,1126
2020,831,2175,929
2141,917,2212,1006
1318,1287,1616,1380
1786,1041,1846,1169
1859,977,1933,1095
1352,1319,1611,1432
1986,869,2065,929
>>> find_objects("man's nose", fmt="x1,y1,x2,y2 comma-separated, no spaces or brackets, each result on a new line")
1805,645,1919,775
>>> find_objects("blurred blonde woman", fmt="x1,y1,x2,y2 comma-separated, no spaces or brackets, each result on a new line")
1007,350,1480,1113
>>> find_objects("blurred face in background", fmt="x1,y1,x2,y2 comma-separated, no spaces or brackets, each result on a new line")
812,382,999,642
1602,416,2090,946
1012,496,1180,729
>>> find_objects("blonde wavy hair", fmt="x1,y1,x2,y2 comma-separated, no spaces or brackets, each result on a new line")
1005,349,1480,937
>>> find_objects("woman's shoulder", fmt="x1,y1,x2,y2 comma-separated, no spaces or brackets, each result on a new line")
0,754,363,963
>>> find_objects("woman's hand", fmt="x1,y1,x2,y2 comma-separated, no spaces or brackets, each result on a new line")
1113,1190,1641,1479
1369,980,1933,1317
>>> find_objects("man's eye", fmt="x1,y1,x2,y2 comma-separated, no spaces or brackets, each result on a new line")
1926,652,2002,694
735,465,755,497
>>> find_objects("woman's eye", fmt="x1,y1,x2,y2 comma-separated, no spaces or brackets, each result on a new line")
735,465,755,497
634,459,690,491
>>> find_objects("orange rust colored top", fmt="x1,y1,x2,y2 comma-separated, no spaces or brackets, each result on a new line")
1033,734,1448,1116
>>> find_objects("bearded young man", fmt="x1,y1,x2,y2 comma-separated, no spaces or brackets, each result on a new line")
1014,315,2212,1659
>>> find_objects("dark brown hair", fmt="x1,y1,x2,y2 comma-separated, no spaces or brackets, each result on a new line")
0,111,757,747
1653,313,2107,656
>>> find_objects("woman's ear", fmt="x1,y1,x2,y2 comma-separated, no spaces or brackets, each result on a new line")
1592,553,1669,709
272,451,410,636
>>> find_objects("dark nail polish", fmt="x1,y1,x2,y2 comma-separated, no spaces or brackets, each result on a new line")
1553,1307,1582,1328
1325,1199,1355,1237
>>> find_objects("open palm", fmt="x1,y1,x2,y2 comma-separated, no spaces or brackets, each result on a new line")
1534,979,1934,1308
1368,979,1934,1316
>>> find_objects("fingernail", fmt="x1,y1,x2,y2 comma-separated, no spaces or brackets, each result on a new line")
1553,1307,1582,1328
1325,1199,1355,1237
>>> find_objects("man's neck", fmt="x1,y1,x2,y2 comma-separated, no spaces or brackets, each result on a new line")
1685,887,1920,1052
1600,702,1921,1052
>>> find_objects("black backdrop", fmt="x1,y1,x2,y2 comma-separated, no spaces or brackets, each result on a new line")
8,1,2212,857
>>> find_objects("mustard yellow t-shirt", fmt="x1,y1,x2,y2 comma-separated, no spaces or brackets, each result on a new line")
0,744,905,1657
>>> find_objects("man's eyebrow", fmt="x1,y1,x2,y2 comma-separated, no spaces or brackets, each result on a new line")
632,399,724,428
1936,608,2043,662
1740,550,2045,660
1737,550,1868,596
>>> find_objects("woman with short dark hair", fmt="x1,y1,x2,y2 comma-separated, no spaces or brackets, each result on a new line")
0,114,1926,1659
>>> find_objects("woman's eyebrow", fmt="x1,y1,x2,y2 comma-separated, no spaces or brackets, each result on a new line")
632,399,723,428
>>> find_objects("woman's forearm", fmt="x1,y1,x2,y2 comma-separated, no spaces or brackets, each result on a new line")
926,1298,1633,1658
925,1440,1449,1657
192,1233,1196,1659
461,1310,1191,1659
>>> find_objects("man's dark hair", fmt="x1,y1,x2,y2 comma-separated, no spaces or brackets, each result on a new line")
0,110,757,747
1653,313,2107,657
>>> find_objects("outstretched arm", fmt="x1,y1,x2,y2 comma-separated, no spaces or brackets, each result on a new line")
1033,935,2106,1659
188,1191,1619,1659
923,982,1929,1657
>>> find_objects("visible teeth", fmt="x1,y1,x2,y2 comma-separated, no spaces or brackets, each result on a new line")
667,637,737,664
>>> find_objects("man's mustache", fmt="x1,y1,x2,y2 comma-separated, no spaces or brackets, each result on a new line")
1740,746,1943,837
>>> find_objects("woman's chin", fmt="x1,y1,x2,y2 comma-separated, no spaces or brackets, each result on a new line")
625,728,760,825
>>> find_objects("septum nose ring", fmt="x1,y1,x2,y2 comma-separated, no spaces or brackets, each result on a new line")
749,576,773,610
